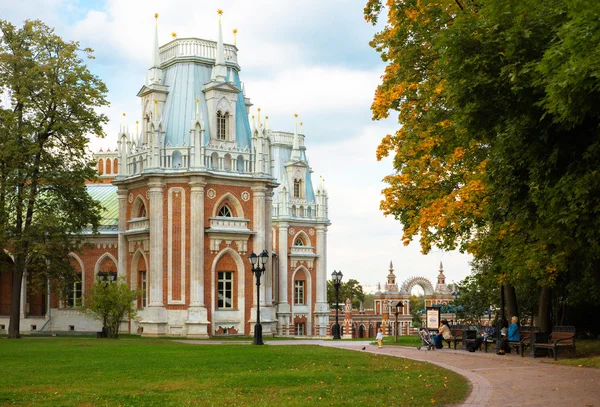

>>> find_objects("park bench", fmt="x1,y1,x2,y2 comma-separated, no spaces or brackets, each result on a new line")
531,326,576,360
512,326,539,357
447,324,469,349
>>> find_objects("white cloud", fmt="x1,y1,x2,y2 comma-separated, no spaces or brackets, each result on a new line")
0,0,474,289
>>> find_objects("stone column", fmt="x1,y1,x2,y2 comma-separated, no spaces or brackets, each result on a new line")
117,189,128,280
250,185,266,332
143,177,167,335
277,222,291,335
314,225,329,336
186,176,209,337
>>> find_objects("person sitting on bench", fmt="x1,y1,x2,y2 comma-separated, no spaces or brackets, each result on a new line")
434,319,452,349
497,316,519,355
471,321,495,352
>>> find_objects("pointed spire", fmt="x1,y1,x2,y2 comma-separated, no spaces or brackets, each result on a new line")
211,9,227,82
440,261,444,271
152,13,160,68
147,13,163,85
233,28,238,46
389,260,393,271
290,113,301,161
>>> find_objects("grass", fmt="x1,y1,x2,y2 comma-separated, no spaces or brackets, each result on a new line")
553,339,600,369
0,336,468,407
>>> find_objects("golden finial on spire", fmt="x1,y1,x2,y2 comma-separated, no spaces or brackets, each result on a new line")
233,28,238,45
154,13,159,19
217,9,223,15
195,98,199,118
136,120,139,135
294,113,298,118
171,32,177,39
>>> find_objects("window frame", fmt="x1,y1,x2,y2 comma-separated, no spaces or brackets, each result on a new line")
217,271,234,309
294,279,305,305
217,111,229,141
66,275,82,308
218,205,233,217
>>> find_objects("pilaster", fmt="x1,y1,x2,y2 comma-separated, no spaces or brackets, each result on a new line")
186,177,210,337
117,188,128,280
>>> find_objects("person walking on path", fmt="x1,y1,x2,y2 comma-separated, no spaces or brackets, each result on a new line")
376,328,383,348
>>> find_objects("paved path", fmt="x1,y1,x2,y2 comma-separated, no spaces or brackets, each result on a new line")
179,339,599,406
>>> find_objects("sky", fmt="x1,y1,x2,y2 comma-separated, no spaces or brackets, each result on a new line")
1,0,473,292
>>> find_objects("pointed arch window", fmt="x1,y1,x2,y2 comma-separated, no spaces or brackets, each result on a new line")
218,205,232,217
294,237,304,246
217,111,229,141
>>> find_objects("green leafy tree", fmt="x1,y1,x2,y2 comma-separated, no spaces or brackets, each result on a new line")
327,279,365,310
409,295,424,327
0,20,108,338
83,278,141,339
365,0,600,332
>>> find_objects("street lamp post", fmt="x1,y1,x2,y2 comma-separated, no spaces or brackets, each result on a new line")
331,270,343,340
249,250,269,345
394,301,404,343
495,285,506,352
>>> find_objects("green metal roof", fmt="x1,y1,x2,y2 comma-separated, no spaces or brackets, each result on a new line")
87,184,118,229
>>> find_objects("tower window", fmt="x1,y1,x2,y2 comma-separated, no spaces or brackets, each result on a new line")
217,111,229,140
293,179,302,199
218,205,232,217
218,271,234,309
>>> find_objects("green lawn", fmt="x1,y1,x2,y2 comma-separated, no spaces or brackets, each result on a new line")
0,336,468,407
553,339,600,369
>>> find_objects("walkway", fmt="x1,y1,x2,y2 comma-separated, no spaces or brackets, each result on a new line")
267,340,600,407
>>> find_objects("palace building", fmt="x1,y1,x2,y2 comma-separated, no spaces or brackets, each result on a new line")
0,13,330,338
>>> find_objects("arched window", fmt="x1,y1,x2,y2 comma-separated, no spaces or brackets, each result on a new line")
113,158,119,174
217,111,229,140
98,159,104,175
293,179,302,199
106,158,112,175
218,205,232,217
294,237,304,246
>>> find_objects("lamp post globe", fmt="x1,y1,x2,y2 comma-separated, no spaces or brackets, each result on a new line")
249,250,269,345
331,270,343,340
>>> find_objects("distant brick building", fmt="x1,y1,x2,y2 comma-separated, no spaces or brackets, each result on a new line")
0,13,330,338
332,262,454,338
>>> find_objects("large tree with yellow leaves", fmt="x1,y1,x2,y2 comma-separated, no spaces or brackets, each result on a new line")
366,0,600,331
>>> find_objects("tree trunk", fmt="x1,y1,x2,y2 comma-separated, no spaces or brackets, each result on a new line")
504,285,519,322
538,286,552,333
8,263,24,339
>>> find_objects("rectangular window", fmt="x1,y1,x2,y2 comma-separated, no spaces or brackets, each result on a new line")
294,280,305,305
140,271,147,308
66,276,82,307
295,323,305,336
217,112,228,140
293,179,301,199
218,271,234,309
